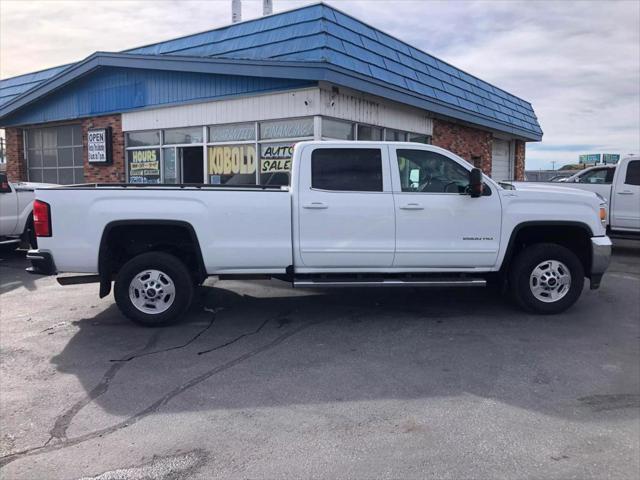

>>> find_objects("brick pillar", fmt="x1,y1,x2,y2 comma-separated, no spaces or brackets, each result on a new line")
5,127,26,182
82,114,125,183
432,118,493,176
514,140,526,181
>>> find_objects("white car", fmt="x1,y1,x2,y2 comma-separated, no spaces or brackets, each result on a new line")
0,172,56,249
27,142,611,326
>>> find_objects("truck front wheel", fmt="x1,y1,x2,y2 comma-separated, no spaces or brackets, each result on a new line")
114,252,194,327
509,243,584,314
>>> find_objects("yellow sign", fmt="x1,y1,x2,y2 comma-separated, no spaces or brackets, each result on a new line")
208,145,256,175
128,148,160,183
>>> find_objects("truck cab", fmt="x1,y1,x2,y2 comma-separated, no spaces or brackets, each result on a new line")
539,157,640,234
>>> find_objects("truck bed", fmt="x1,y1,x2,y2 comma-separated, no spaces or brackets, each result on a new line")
35,184,293,274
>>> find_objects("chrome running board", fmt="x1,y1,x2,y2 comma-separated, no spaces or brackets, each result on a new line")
293,278,486,288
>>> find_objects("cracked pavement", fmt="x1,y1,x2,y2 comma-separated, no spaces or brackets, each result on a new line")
0,242,639,479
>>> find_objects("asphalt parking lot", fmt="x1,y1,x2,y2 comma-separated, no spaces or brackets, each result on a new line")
1,242,639,479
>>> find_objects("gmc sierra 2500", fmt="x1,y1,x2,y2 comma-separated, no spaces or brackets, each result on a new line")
27,142,612,326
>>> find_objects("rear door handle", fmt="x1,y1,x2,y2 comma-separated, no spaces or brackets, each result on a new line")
617,190,634,195
303,202,328,209
400,203,424,210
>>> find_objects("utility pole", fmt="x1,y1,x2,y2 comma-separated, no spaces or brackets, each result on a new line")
263,0,273,16
232,0,242,23
551,161,557,171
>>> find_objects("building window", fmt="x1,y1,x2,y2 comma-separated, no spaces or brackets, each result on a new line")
407,132,431,144
163,127,203,145
260,142,294,186
125,130,162,184
25,125,83,184
260,118,313,140
122,118,430,186
311,148,383,192
357,125,383,141
207,144,257,185
125,130,160,147
321,118,354,140
385,129,406,141
127,149,161,184
207,122,257,185
209,123,255,142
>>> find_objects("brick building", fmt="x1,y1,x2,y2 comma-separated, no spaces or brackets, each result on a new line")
0,4,541,186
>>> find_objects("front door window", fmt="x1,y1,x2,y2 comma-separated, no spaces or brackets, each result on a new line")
396,149,471,194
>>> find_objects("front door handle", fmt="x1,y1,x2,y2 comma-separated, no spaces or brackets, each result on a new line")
303,202,328,209
400,203,424,210
617,190,634,195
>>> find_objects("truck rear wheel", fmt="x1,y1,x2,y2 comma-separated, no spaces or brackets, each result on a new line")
114,252,193,327
509,243,584,314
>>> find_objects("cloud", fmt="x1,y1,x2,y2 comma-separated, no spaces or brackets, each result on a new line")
1,0,638,170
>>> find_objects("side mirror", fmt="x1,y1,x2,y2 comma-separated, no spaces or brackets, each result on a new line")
468,168,483,198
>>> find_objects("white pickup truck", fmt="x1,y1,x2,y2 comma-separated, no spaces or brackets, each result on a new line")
0,171,53,249
515,156,640,235
28,142,612,326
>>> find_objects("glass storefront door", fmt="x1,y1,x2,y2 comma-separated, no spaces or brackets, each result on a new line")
162,147,178,184
179,146,204,183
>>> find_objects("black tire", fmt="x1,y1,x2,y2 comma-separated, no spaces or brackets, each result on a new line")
509,243,584,314
114,252,194,327
24,215,37,249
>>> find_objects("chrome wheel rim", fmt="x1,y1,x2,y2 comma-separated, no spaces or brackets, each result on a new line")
529,260,572,303
129,269,176,315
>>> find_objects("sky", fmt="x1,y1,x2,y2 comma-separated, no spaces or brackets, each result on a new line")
1,0,639,170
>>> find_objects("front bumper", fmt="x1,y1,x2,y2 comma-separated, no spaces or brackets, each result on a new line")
589,236,612,289
26,249,57,276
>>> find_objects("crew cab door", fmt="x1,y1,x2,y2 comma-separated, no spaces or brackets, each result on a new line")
611,159,640,231
296,145,395,268
390,147,501,268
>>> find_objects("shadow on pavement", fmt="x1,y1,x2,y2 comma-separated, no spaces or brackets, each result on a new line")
48,279,640,426
0,249,39,295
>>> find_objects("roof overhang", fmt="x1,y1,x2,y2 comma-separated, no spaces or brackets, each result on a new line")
0,52,542,140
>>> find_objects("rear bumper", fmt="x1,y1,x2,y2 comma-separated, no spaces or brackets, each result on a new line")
26,250,57,276
589,236,612,289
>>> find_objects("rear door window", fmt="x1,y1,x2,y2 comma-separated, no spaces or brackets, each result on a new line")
311,148,383,192
579,168,610,184
624,161,640,186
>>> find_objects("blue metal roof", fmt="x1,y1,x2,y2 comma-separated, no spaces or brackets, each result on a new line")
0,2,542,140
0,64,72,109
1,64,313,126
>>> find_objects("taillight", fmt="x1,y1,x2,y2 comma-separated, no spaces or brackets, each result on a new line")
33,200,52,237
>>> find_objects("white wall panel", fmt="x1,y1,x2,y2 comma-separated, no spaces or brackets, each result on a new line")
123,85,433,136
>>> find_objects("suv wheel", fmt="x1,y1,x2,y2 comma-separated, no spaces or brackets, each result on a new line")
114,252,193,326
509,243,584,314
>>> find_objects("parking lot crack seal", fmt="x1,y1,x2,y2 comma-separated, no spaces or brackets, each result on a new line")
110,308,220,362
0,316,322,469
196,310,290,356
48,331,163,441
